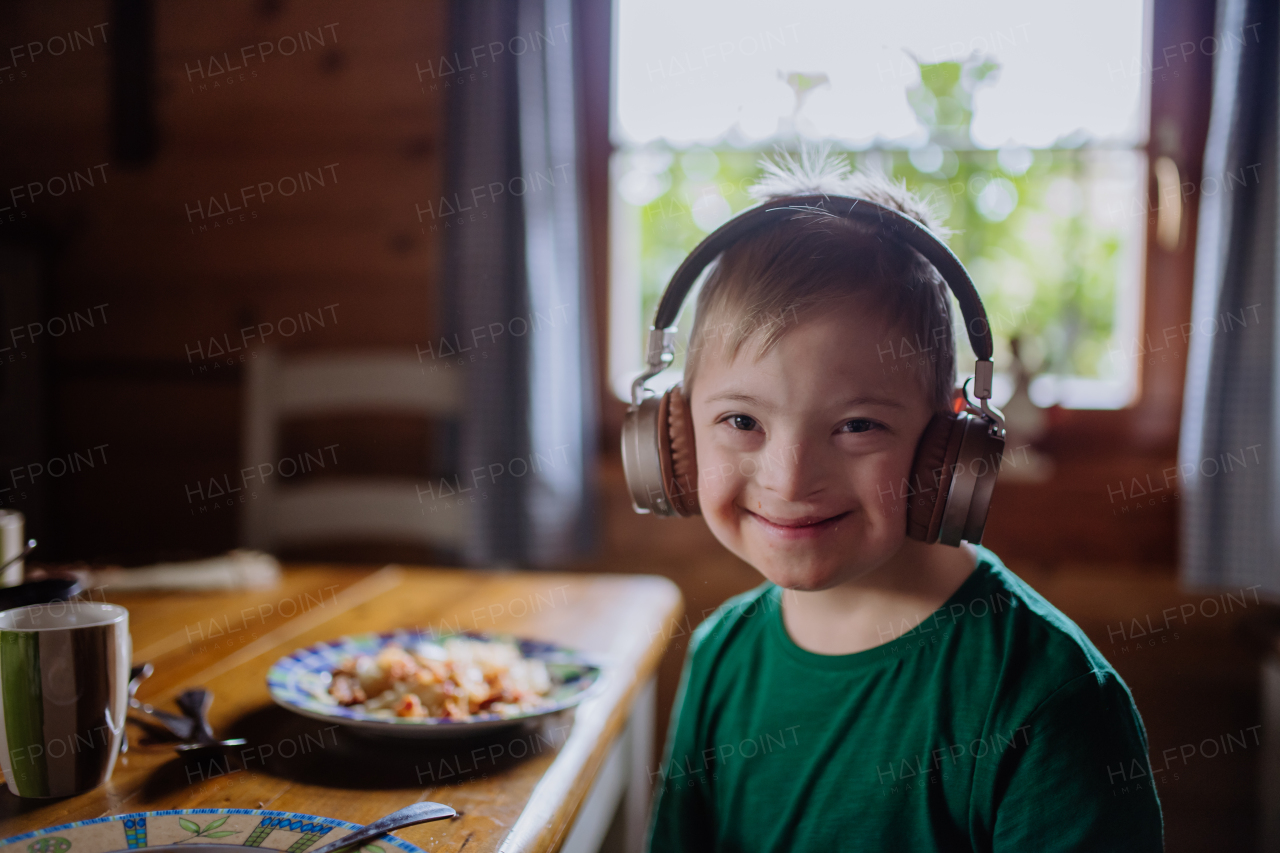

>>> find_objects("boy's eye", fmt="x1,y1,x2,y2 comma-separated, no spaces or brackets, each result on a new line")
841,419,879,434
727,414,758,432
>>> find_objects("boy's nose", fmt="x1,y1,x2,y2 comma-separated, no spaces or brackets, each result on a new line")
754,438,824,503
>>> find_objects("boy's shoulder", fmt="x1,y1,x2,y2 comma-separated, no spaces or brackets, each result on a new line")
966,545,1117,683
907,547,1137,732
688,580,779,654
903,546,1124,706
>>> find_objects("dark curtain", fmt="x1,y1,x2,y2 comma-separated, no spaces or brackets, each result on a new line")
441,0,598,566
1179,0,1279,594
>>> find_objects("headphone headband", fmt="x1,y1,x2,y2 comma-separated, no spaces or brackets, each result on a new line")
639,194,998,411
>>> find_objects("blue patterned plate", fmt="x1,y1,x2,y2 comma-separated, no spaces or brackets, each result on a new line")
0,809,429,853
266,631,603,738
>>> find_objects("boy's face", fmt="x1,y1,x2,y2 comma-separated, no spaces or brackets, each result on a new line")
689,296,935,592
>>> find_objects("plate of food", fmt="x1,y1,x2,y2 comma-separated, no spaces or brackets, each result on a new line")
0,809,429,853
266,631,603,737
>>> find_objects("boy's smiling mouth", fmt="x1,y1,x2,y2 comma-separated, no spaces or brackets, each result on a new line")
744,508,852,539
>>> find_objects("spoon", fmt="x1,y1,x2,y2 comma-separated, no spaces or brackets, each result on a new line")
127,663,198,741
172,687,247,754
308,802,457,853
0,538,36,576
175,688,216,742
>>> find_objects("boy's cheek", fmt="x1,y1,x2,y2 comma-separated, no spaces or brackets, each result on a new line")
693,430,737,498
694,449,751,540
863,471,910,523
696,457,745,517
855,451,918,522
696,481,754,567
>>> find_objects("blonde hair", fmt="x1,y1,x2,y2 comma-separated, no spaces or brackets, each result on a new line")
683,146,956,414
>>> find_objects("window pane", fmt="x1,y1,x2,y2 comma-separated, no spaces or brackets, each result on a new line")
609,145,1145,407
615,0,1147,149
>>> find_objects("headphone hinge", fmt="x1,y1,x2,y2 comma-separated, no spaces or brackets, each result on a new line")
971,361,1003,430
646,327,676,370
961,372,1005,435
972,359,994,400
630,328,677,409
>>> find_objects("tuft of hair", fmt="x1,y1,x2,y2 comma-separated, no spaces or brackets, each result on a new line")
748,143,949,237
683,142,957,414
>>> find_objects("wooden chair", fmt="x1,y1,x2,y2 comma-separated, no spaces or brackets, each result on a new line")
240,348,466,556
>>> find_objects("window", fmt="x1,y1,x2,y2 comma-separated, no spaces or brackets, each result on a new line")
609,0,1150,409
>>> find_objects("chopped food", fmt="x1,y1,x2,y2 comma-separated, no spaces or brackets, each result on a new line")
327,636,555,721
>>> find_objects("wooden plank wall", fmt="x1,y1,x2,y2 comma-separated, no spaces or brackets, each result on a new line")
0,1,448,562
0,0,1193,569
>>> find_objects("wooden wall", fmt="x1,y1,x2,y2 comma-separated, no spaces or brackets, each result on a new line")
0,0,449,562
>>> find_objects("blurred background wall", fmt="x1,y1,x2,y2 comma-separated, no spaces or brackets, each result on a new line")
1,1,454,564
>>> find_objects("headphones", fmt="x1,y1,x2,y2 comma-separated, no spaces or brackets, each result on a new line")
621,194,1006,547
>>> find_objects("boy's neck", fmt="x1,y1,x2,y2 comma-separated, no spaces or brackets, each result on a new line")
779,540,978,656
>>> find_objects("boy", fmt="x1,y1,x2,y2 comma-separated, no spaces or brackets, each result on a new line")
647,151,1164,851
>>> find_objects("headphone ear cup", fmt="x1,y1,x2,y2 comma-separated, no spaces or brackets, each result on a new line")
906,413,966,543
621,394,668,515
957,423,1003,543
658,384,700,516
940,415,1004,545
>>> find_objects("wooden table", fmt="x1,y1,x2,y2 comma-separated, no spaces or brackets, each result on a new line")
0,565,683,853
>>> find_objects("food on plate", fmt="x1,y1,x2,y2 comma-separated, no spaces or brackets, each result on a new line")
327,636,555,720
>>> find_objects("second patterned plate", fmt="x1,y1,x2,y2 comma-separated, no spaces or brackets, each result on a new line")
0,809,430,853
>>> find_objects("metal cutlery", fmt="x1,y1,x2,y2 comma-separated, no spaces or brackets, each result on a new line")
0,538,35,576
308,802,457,853
126,664,254,758
172,686,247,754
128,662,198,741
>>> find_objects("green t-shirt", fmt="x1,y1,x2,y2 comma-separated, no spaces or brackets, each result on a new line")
648,546,1164,852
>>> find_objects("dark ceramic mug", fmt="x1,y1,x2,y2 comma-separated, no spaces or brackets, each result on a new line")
0,601,130,797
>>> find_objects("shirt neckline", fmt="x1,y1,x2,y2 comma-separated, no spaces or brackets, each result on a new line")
765,546,998,672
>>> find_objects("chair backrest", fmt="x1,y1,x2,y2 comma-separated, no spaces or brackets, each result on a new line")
240,348,466,554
